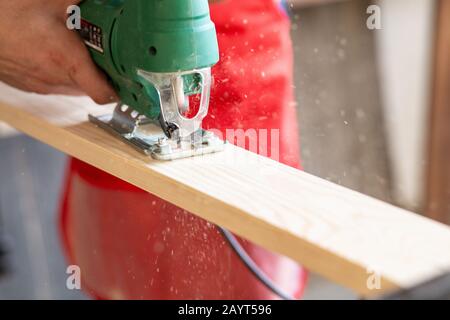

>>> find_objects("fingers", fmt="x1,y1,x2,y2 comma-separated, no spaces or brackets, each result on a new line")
0,3,119,104
56,4,120,104
0,73,83,96
64,31,119,104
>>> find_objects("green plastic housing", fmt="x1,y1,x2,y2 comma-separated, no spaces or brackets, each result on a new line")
79,0,219,119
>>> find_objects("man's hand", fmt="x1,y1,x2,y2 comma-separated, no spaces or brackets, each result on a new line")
0,0,117,104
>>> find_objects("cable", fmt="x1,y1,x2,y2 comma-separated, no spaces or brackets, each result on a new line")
218,226,295,300
0,198,8,277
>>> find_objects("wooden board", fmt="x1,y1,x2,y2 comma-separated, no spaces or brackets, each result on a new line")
1,83,450,296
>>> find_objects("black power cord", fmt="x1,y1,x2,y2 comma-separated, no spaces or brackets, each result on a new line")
218,226,295,300
0,244,7,277
0,201,8,277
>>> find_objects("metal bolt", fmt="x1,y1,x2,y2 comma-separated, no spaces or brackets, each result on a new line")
157,137,171,155
158,137,168,146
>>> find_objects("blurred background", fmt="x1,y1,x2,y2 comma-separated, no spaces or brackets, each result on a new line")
0,0,448,299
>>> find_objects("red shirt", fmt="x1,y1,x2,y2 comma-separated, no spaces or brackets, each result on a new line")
60,0,306,299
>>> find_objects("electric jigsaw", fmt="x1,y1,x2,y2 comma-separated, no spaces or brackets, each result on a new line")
79,0,223,160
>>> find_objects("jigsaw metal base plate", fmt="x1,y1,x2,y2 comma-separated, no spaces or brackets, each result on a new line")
88,107,225,161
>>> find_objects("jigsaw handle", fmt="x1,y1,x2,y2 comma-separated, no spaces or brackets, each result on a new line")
78,0,219,121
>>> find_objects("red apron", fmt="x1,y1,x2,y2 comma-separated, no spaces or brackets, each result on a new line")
60,0,306,299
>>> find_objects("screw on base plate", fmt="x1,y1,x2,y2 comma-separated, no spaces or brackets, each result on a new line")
156,137,172,155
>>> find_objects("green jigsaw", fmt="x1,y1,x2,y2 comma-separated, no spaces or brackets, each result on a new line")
78,0,223,160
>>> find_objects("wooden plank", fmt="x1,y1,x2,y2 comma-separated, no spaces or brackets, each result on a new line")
426,0,450,224
0,83,450,296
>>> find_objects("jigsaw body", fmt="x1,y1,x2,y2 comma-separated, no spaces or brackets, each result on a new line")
79,0,223,160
